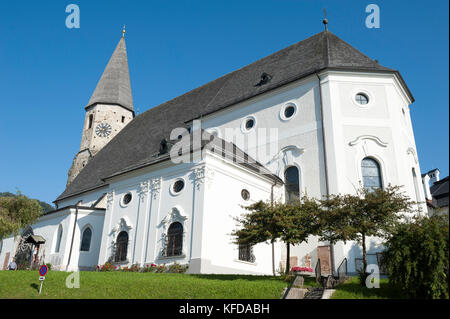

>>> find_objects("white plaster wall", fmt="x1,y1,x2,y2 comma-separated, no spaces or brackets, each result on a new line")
320,71,425,272
200,154,282,275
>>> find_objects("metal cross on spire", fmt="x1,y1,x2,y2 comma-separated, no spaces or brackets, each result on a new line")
122,25,126,38
323,8,328,31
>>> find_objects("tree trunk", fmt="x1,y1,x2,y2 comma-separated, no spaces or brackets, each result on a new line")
272,241,275,276
362,233,367,274
285,243,290,274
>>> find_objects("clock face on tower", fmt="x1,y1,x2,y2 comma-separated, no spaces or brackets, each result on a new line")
95,122,112,137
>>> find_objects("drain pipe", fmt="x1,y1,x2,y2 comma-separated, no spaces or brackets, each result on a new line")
270,182,276,276
66,200,82,271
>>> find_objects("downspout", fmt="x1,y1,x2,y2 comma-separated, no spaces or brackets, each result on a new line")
270,182,276,276
315,72,336,275
66,200,82,271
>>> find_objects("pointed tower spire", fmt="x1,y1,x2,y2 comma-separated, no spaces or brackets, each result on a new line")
87,34,134,112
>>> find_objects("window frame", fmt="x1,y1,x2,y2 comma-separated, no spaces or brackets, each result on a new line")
54,225,63,253
361,157,383,191
166,222,184,257
114,231,129,263
280,102,298,121
80,225,93,252
284,165,301,203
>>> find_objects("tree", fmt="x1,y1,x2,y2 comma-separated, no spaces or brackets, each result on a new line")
231,196,321,274
0,192,54,213
382,214,449,299
317,185,416,283
0,191,43,240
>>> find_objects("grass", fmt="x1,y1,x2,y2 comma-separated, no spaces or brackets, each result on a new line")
331,276,403,299
0,270,292,299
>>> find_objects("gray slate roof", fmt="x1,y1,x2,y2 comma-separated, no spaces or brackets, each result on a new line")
430,176,449,208
86,37,134,112
57,31,410,202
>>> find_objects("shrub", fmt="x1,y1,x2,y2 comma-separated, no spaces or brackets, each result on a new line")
96,262,116,272
45,263,52,271
382,215,449,299
168,262,189,273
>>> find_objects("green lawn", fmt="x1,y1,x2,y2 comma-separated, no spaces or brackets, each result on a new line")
331,277,403,299
0,270,290,299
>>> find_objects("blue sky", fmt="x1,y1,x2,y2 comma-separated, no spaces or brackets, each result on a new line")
0,0,448,204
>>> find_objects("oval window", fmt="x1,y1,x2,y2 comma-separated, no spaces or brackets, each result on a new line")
355,93,369,105
173,180,185,193
245,118,255,130
122,193,132,205
284,105,296,119
241,189,250,201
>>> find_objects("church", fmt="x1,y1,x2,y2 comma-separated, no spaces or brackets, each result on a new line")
0,27,426,275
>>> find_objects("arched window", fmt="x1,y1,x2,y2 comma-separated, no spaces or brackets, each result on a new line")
80,227,92,252
55,225,63,253
361,157,382,191
412,168,421,203
114,231,128,262
166,222,183,257
284,166,300,203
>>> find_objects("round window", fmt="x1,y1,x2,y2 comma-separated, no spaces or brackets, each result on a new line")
241,189,250,201
245,119,255,130
355,93,369,105
284,105,296,118
122,193,132,205
173,180,185,193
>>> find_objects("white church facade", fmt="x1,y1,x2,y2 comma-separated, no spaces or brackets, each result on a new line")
0,29,426,275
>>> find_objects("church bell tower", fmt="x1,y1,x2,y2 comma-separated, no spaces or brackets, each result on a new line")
67,29,134,186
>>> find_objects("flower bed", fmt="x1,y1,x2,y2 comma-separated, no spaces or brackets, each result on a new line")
291,267,313,274
95,262,188,273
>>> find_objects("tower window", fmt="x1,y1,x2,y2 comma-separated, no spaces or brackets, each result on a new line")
121,116,125,123
88,114,93,129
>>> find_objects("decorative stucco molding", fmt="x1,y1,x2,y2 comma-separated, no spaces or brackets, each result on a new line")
158,207,187,258
406,147,418,164
150,178,161,199
138,180,150,201
191,166,214,189
349,135,388,148
106,191,115,210
265,145,305,176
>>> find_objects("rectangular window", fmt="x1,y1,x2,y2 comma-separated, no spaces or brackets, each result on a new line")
238,244,255,263
121,116,125,123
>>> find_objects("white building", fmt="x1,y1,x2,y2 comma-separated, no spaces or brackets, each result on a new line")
0,29,426,275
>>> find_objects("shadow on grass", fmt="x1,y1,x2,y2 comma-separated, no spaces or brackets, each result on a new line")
189,274,283,282
334,278,402,299
30,283,39,293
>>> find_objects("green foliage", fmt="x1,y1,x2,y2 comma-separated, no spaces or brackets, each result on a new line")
317,185,416,284
231,196,322,274
0,190,43,240
0,192,54,213
168,262,189,273
382,214,449,299
45,263,52,271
